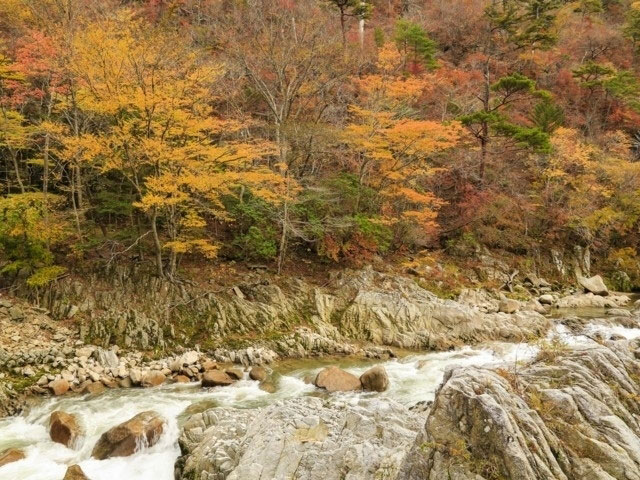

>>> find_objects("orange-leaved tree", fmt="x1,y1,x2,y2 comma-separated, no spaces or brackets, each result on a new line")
343,43,461,245
70,11,287,277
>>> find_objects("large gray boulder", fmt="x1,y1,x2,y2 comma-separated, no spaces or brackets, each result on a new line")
176,397,421,480
578,274,609,296
92,347,119,368
400,341,640,480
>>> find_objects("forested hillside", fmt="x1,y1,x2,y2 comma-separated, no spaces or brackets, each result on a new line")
1,0,640,290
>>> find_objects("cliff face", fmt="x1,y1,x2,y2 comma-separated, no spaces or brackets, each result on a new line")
400,340,640,480
33,266,552,355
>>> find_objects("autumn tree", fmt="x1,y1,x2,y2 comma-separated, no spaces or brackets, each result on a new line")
71,11,286,278
216,0,347,271
324,0,373,46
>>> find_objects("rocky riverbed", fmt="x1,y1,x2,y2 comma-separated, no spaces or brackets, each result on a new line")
1,268,639,479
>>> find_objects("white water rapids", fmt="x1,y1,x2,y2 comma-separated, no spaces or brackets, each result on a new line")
1,321,639,480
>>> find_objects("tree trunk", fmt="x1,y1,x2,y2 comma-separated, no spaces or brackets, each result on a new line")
70,166,82,236
11,151,25,194
479,62,491,184
150,208,164,277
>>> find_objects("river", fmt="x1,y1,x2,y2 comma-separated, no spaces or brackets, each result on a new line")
1,317,639,480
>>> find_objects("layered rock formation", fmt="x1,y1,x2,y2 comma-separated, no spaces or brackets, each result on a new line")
176,397,422,480
22,266,553,353
401,340,640,480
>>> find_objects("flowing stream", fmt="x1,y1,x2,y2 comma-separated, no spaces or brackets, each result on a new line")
1,318,639,480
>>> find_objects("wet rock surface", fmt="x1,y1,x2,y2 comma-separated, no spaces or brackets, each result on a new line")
400,340,640,480
176,397,422,480
50,411,83,448
91,411,165,460
0,448,25,467
63,465,89,480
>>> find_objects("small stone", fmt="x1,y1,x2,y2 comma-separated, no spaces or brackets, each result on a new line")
201,359,217,371
49,378,70,396
63,465,89,480
129,369,142,385
225,368,244,380
141,371,166,388
249,366,268,382
538,294,554,305
118,377,133,389
499,299,520,314
8,306,25,321
83,381,106,395
0,448,25,467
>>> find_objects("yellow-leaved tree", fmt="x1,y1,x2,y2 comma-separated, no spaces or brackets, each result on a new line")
343,43,461,238
70,11,286,277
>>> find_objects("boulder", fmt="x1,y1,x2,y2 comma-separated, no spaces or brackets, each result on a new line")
607,308,632,317
259,381,277,393
118,377,133,389
93,348,119,368
50,411,83,448
225,368,244,380
63,465,89,480
49,378,70,396
91,411,165,460
129,369,142,385
179,351,199,366
314,366,361,392
249,366,267,382
498,299,520,314
82,380,106,395
141,371,165,388
359,365,389,392
201,359,217,371
0,448,25,467
538,294,554,305
202,370,235,387
174,375,190,383
579,274,609,296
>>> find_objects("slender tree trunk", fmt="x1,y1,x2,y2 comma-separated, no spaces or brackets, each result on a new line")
277,174,289,275
43,132,50,248
150,207,164,277
480,62,491,183
276,122,289,275
70,166,82,236
11,151,25,194
75,165,84,208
